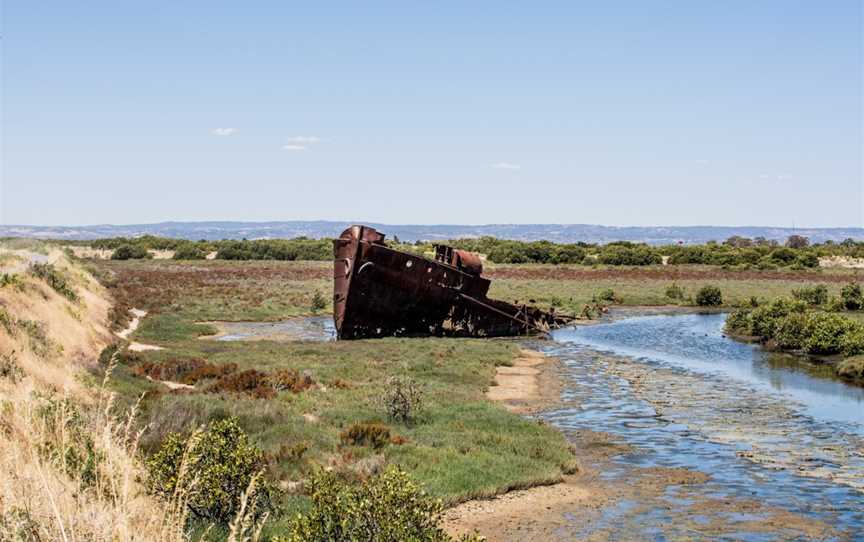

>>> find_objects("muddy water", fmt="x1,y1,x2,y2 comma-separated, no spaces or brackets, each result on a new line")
538,311,863,539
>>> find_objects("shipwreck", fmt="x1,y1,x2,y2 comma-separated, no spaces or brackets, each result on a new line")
332,225,572,339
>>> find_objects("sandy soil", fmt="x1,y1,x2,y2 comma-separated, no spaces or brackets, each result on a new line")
116,308,163,351
485,349,562,414
820,255,864,269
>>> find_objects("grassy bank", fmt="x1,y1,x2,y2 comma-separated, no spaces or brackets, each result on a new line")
88,259,576,528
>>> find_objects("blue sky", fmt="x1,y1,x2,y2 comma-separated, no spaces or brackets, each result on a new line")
1,1,861,227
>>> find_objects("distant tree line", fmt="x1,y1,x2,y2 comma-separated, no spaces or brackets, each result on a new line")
64,234,864,268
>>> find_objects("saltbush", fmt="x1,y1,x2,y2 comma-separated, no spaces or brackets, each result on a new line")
111,244,151,260
29,263,78,302
695,285,722,306
146,417,272,523
279,467,480,542
595,288,620,304
724,309,752,334
774,313,811,350
791,284,828,306
840,326,864,356
665,283,685,301
803,313,857,355
310,291,327,313
172,244,207,260
841,282,863,311
340,422,391,449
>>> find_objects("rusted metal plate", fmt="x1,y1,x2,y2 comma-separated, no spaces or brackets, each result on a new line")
332,225,571,340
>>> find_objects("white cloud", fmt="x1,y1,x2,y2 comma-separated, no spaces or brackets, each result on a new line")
491,162,521,170
286,136,321,144
282,144,307,151
694,159,710,165
211,127,237,136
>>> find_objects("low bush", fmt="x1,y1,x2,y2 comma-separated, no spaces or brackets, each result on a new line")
382,376,423,424
598,245,661,266
841,282,863,310
774,312,811,350
29,263,78,302
594,288,620,304
0,352,23,382
340,422,391,449
803,313,858,355
146,417,272,524
310,291,326,313
791,284,828,306
840,326,864,356
695,285,722,306
267,368,315,393
665,283,685,301
724,309,752,334
837,356,864,381
172,244,207,260
278,467,480,542
207,369,276,399
111,244,151,260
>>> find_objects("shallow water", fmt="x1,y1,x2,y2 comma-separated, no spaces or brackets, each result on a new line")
538,311,864,539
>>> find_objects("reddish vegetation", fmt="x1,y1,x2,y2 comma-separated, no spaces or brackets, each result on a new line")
268,369,316,393
206,369,277,399
95,260,329,314
486,266,859,283
133,358,237,385
133,357,315,398
340,422,391,449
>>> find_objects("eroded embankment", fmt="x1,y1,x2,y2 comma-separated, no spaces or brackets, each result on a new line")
0,246,183,541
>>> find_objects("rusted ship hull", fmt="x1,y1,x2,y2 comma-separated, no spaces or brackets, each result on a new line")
332,225,570,340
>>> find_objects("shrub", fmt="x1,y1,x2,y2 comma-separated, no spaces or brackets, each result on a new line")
310,291,326,313
279,467,479,542
695,285,722,306
665,283,685,301
594,288,620,303
724,309,752,334
841,282,863,310
837,356,864,381
774,313,811,350
111,244,151,260
146,417,272,524
748,298,807,339
382,376,423,424
598,246,661,266
803,313,857,355
786,235,810,249
29,263,78,302
207,369,276,399
340,422,391,449
796,253,819,268
791,284,828,306
267,368,315,393
826,297,845,312
172,244,207,260
840,326,864,356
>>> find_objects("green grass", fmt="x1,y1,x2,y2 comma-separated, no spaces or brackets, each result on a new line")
92,258,576,511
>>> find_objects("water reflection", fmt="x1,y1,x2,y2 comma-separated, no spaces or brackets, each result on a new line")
552,312,864,426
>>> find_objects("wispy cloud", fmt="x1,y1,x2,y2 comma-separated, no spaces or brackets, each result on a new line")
211,127,237,136
282,144,307,151
759,173,793,182
491,162,521,170
286,136,321,144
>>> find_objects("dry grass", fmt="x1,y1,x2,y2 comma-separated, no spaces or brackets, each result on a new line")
0,246,266,541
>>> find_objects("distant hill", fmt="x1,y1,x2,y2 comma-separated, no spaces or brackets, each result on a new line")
2,221,862,245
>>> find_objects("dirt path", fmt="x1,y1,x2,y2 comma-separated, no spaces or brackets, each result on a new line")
115,308,163,351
